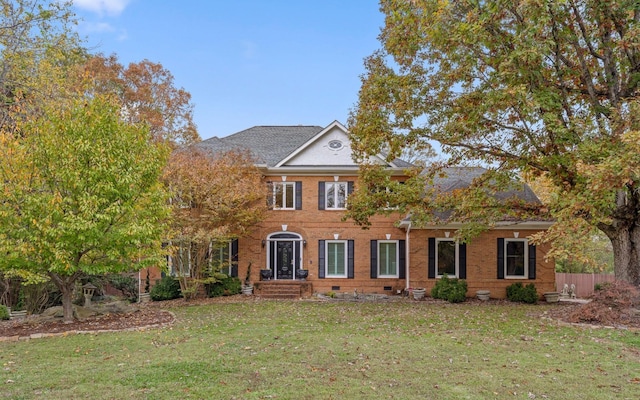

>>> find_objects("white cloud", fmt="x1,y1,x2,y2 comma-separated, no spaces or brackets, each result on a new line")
73,0,131,16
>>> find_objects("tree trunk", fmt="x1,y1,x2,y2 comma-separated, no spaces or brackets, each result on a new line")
48,272,79,323
599,222,640,286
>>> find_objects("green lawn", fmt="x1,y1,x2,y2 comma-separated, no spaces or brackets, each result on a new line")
1,300,639,399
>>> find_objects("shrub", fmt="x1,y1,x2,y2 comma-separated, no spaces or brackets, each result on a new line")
506,282,538,304
431,275,468,303
0,304,9,320
150,276,182,301
22,281,62,314
108,274,138,302
208,277,241,297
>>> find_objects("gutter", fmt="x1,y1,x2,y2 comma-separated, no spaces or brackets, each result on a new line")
405,221,411,290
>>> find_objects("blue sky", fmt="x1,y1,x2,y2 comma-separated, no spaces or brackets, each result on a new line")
72,0,385,140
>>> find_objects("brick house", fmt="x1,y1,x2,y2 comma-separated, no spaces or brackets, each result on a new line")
150,121,554,299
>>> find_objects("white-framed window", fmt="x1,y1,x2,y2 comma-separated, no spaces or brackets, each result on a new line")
326,240,348,278
325,182,348,209
273,182,295,210
169,241,191,277
436,238,458,278
504,238,528,278
378,240,399,278
210,241,233,275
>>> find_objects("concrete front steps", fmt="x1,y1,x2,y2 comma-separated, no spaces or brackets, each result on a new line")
254,280,313,299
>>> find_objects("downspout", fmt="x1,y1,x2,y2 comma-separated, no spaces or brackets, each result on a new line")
405,221,411,290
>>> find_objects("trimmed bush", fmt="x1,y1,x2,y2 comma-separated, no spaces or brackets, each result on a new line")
0,304,9,320
431,275,468,303
150,276,182,301
506,282,538,304
208,277,242,297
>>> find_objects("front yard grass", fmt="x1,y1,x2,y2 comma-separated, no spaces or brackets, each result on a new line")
1,300,639,399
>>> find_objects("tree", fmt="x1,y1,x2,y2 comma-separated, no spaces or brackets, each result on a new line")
0,0,83,132
348,1,640,284
162,147,267,299
80,55,200,146
0,95,170,322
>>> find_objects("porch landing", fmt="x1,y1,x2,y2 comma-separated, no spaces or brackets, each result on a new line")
254,280,313,299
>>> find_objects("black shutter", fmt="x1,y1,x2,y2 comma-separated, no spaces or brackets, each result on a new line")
497,238,505,279
459,243,467,279
231,239,239,277
347,240,355,279
318,182,325,210
428,238,436,279
398,240,406,279
266,181,274,209
370,240,378,278
318,240,325,279
295,181,302,210
528,243,536,279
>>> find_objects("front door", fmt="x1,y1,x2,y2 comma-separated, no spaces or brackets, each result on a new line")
267,232,303,280
275,241,294,279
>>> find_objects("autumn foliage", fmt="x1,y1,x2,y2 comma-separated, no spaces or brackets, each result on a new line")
163,147,267,298
80,54,200,146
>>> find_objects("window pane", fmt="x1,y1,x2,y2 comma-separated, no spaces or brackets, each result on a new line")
274,184,284,208
326,184,335,208
212,243,230,274
336,184,346,208
437,240,456,276
285,183,294,209
327,242,345,276
379,242,397,276
506,241,525,276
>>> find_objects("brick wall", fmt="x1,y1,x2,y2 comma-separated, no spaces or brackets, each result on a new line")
236,175,555,299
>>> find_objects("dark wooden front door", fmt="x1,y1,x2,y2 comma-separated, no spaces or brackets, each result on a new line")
276,241,294,279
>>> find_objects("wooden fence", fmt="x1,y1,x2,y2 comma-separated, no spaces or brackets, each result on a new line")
554,273,615,298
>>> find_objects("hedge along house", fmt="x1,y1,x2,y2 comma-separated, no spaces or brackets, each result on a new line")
152,121,554,299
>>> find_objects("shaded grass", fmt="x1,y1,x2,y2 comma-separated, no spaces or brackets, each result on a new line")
1,300,639,399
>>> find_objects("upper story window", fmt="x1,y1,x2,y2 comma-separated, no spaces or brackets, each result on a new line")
273,182,295,210
268,181,302,210
326,182,347,209
318,181,354,210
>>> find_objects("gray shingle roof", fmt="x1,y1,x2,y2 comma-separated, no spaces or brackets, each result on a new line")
196,125,324,167
429,167,540,204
